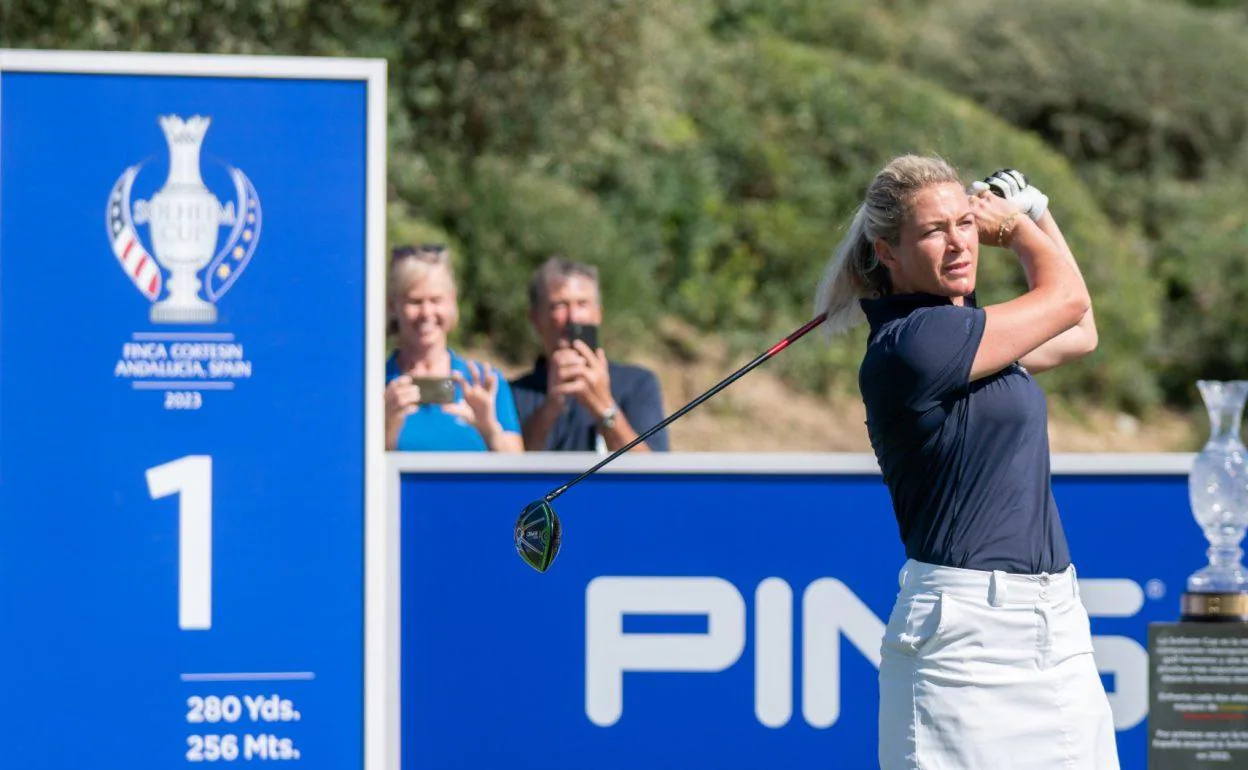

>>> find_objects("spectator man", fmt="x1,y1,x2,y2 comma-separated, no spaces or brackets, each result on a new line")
511,257,669,452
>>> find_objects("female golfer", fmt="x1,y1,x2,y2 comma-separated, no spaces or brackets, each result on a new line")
815,156,1117,769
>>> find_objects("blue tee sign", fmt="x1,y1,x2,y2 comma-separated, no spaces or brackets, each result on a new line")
0,51,387,770
394,454,1200,770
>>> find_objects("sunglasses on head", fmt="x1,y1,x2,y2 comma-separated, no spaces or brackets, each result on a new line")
392,243,448,260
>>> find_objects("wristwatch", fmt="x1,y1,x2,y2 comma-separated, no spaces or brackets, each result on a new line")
599,405,618,430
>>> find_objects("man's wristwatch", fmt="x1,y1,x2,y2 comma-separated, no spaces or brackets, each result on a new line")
599,405,618,430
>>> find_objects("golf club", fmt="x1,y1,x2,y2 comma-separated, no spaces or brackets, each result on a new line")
514,311,829,572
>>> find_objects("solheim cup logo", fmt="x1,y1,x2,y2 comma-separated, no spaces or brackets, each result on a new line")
108,115,260,410
106,114,262,323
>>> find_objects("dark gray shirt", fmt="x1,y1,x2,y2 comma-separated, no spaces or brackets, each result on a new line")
510,359,669,452
859,293,1070,574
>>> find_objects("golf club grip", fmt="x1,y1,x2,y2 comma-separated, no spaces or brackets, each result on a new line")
546,312,829,501
986,170,1022,199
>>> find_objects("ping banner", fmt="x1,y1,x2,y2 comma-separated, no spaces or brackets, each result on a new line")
0,51,388,769
396,454,1199,769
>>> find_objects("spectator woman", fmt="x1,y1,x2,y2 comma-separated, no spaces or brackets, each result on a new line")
384,244,523,452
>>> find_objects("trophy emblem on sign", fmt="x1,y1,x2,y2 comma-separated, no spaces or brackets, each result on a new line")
106,114,262,324
1182,380,1248,621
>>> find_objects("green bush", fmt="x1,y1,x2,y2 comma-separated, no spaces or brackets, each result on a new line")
1148,179,1248,399
391,154,659,363
687,37,1163,408
903,0,1248,179
710,0,923,61
0,0,396,57
1175,0,1248,9
1073,162,1248,407
386,0,661,166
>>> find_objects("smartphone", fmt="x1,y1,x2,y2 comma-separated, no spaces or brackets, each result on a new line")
565,322,599,351
408,376,456,404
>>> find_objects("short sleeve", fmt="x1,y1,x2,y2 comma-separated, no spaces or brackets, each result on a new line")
619,367,669,451
494,372,522,433
891,305,986,412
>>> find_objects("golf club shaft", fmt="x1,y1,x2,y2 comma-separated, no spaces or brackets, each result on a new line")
544,312,829,502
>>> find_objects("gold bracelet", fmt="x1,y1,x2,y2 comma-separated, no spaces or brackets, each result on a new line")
998,213,1018,247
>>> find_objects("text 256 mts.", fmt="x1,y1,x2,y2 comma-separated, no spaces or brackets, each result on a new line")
187,734,300,762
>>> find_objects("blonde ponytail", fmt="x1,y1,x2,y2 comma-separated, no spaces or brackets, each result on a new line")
814,205,876,336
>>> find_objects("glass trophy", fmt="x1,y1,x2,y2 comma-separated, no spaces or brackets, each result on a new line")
1182,380,1248,621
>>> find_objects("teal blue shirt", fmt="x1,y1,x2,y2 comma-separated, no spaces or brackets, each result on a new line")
386,350,521,451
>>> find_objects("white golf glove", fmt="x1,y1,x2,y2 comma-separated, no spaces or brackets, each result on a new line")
982,168,1048,222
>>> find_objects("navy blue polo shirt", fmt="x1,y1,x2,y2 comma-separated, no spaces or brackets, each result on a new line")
510,359,669,452
859,293,1070,574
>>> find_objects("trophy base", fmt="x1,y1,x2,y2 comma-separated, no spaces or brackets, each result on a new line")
150,302,217,324
1180,591,1248,622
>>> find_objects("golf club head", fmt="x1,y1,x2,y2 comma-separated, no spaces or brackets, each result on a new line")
515,499,562,573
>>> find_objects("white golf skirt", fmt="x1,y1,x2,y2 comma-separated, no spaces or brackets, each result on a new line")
878,559,1120,770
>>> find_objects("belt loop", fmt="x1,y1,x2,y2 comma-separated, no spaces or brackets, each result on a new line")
1070,563,1079,599
898,565,908,590
989,570,1007,607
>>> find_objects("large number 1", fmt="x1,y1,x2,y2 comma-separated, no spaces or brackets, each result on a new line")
147,455,213,630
